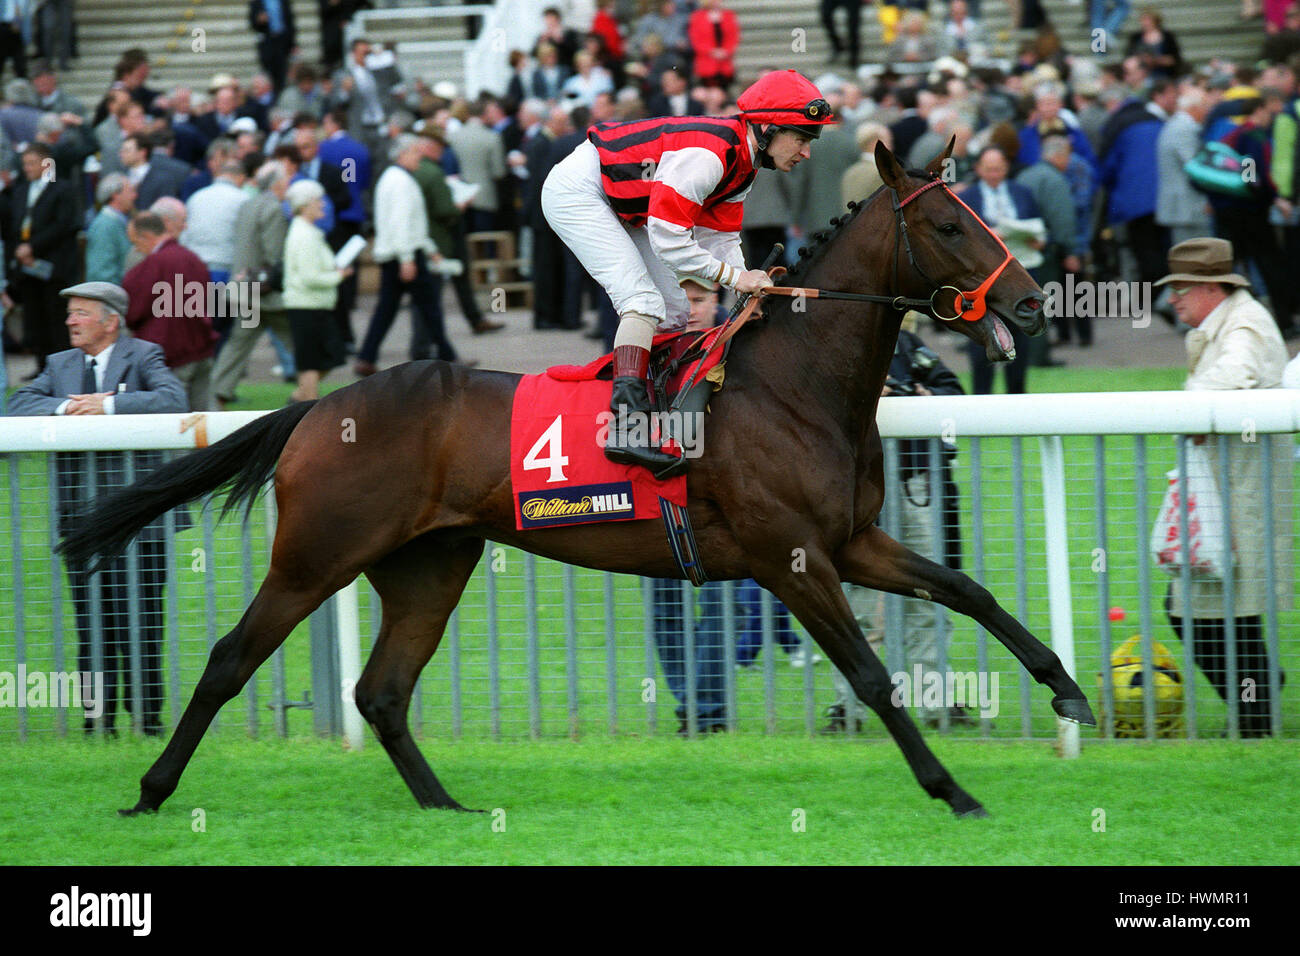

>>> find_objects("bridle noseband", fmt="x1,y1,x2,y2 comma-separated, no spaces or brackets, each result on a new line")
893,174,1015,322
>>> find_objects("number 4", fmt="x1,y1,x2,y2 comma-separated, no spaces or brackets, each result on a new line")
523,415,569,483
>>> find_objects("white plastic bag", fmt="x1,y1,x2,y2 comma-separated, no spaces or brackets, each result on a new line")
1150,444,1234,578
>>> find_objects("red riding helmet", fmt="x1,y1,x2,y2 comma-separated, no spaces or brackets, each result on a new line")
737,70,836,140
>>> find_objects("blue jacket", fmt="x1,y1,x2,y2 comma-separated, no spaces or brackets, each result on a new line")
318,132,371,225
1101,106,1164,223
171,121,210,166
1018,120,1099,175
1202,99,1252,144
7,336,190,538
1206,120,1275,215
179,168,211,202
956,179,1041,224
282,171,336,234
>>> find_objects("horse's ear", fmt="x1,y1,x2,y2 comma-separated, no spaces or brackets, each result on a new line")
924,135,956,179
875,139,906,190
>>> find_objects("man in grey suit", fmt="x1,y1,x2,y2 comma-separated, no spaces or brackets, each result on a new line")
93,95,148,180
447,99,507,233
740,164,795,273
1156,86,1212,246
32,61,85,118
1017,134,1084,352
787,102,860,254
8,282,189,737
329,38,387,173
120,132,188,210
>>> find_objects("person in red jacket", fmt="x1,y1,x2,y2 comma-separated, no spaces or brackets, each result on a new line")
121,211,220,411
541,69,834,475
688,0,740,92
589,0,628,88
591,0,625,62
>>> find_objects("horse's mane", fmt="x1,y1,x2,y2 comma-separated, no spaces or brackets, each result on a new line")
778,167,934,288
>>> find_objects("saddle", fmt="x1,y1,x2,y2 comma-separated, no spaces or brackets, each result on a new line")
550,324,724,391
533,272,781,586
547,325,728,452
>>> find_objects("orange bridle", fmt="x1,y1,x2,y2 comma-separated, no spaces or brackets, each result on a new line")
894,175,1016,322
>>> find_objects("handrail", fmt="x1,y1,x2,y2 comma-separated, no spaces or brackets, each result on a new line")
3,391,1298,452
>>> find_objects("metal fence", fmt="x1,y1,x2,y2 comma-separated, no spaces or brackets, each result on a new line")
2,396,1297,743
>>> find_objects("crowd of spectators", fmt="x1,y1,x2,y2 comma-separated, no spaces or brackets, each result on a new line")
3,1,1300,406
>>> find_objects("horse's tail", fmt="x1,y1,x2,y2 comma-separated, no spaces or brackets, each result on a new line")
58,401,318,569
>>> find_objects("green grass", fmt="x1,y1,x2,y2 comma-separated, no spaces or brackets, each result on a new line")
1,736,1296,865
212,362,1189,406
956,363,1189,396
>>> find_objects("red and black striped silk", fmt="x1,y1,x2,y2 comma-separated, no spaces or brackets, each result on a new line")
586,115,756,230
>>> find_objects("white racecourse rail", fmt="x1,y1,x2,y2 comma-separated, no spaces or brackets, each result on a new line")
2,391,1298,750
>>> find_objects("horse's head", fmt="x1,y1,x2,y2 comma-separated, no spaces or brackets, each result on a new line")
873,138,1047,362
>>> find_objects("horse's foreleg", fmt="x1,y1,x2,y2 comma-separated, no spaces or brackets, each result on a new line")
357,535,485,811
836,525,1095,725
121,566,337,815
759,551,987,816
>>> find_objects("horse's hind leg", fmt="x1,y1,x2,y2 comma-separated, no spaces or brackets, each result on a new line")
757,549,987,816
356,535,484,811
122,565,342,815
836,525,1095,724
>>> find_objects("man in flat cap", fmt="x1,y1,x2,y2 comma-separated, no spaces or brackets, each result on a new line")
8,282,188,737
1156,237,1292,737
8,282,189,416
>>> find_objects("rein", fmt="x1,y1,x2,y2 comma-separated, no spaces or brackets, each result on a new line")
770,174,1016,323
669,172,1015,404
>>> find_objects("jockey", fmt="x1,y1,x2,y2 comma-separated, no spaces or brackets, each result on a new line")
541,69,836,476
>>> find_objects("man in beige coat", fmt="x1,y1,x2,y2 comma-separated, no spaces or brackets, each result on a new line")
1157,237,1292,737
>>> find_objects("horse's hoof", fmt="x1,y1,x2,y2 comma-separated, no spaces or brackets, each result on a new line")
954,804,990,819
1052,696,1097,726
117,805,157,817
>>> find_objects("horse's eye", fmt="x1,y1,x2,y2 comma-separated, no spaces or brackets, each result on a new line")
939,223,961,237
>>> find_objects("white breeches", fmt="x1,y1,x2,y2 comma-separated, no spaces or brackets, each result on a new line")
541,139,737,334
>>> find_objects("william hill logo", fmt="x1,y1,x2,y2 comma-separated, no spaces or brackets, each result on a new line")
518,482,635,528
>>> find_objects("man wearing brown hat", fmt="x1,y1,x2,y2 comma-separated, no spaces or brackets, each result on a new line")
7,281,188,737
1158,238,1288,374
1155,237,1291,737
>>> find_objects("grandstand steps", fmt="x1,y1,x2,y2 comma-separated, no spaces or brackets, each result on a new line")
59,0,483,110
61,0,325,107
727,0,1265,85
53,1,1265,121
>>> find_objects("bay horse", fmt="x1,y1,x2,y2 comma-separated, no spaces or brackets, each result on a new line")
62,141,1095,818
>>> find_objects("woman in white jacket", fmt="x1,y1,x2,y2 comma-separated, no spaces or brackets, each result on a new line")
283,179,352,401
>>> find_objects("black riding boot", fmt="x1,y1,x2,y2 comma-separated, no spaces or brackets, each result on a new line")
605,345,688,479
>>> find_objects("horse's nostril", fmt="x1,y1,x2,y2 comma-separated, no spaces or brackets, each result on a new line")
1016,296,1043,317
